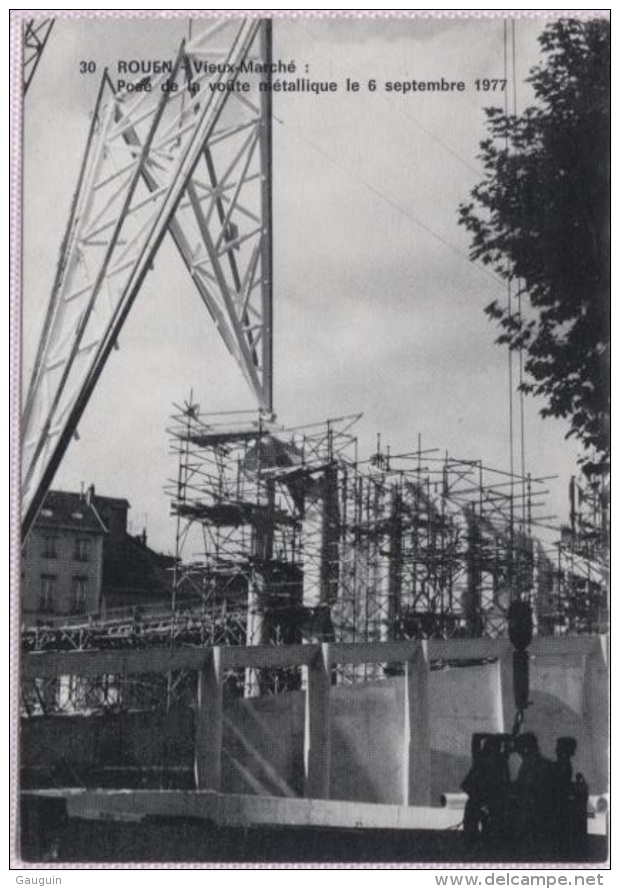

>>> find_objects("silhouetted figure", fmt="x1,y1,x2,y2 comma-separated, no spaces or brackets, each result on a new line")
512,732,555,848
461,734,510,847
553,736,576,795
551,737,589,857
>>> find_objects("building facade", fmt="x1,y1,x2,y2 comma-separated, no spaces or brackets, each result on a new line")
22,486,174,625
21,489,108,622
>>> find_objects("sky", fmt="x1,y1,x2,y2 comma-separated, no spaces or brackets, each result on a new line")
21,11,593,555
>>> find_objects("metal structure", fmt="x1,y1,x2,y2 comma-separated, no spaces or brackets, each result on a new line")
23,19,54,94
163,404,604,688
537,475,609,635
22,18,273,537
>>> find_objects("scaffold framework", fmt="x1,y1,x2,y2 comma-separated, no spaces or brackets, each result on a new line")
21,404,608,714
163,402,609,686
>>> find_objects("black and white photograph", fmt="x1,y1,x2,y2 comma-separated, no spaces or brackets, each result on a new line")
11,9,610,868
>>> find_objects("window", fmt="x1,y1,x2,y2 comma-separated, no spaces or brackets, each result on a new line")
42,535,58,559
38,575,56,613
70,576,89,614
74,537,90,562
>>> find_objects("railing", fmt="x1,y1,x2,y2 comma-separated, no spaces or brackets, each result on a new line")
21,602,251,656
23,599,213,630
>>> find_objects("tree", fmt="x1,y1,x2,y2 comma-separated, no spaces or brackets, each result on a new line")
458,18,610,476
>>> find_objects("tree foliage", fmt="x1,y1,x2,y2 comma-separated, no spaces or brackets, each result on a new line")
459,18,610,476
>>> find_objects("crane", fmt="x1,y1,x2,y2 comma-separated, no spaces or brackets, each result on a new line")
23,18,54,94
21,18,274,538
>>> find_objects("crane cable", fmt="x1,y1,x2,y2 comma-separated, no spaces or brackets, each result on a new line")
504,19,532,736
512,21,528,531
503,19,515,573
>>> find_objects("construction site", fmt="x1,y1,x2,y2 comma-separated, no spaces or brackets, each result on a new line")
15,14,609,864
23,402,609,691
167,404,609,649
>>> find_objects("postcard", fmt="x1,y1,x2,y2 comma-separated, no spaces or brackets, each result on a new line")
11,9,610,871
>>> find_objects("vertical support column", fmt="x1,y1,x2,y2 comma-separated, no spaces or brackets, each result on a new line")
259,18,273,415
194,647,223,790
584,635,608,792
321,464,341,608
499,651,513,733
387,485,403,640
304,643,331,799
402,641,431,806
245,440,274,697
245,572,266,697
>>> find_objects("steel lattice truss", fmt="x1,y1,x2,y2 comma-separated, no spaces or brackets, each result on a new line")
22,18,273,535
23,19,54,94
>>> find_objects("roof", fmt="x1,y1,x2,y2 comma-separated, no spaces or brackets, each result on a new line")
92,494,130,509
102,533,174,596
35,490,108,534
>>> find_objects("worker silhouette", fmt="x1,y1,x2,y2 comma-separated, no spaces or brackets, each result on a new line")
512,732,555,847
551,737,589,857
461,734,510,846
553,737,576,795
462,732,590,858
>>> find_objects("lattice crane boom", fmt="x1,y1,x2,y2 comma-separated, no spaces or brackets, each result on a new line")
22,18,274,538
23,18,54,94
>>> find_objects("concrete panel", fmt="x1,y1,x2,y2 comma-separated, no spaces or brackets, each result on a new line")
500,651,608,794
430,661,503,751
330,680,403,804
529,655,585,715
429,661,503,803
583,639,609,794
221,691,305,797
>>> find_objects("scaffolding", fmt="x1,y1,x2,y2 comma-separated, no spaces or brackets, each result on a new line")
21,407,608,713
23,412,608,651
537,475,610,635
167,401,605,686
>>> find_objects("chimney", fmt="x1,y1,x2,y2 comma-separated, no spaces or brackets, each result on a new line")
86,484,95,506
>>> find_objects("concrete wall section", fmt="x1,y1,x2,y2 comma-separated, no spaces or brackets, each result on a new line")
583,638,609,794
430,661,503,804
330,680,404,804
221,691,306,797
21,642,608,800
499,647,607,794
